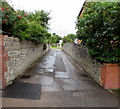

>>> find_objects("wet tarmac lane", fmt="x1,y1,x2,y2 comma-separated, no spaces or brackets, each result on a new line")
55,52,66,72
2,49,119,107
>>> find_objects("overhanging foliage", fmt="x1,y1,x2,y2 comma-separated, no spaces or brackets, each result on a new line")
1,1,51,44
76,2,120,63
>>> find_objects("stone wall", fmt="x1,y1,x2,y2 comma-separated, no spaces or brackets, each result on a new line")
63,42,102,84
0,35,49,88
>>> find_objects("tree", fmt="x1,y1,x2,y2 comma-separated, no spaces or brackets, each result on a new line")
63,34,77,43
28,10,51,29
66,34,77,40
50,34,62,44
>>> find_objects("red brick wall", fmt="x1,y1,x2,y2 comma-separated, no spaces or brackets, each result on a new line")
101,64,120,89
0,35,7,89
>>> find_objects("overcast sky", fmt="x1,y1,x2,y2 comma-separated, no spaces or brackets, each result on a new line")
8,0,85,37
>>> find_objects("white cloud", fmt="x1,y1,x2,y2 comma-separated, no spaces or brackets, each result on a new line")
8,0,85,37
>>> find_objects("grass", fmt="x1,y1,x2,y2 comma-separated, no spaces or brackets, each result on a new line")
50,46,62,49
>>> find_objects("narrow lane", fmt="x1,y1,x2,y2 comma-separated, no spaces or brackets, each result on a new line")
2,49,118,107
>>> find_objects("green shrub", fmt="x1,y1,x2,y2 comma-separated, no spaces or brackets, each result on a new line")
1,2,51,44
76,2,120,63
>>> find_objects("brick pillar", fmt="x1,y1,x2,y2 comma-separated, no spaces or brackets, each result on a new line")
0,35,7,89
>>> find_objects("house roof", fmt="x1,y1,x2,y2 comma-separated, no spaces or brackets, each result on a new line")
78,1,86,17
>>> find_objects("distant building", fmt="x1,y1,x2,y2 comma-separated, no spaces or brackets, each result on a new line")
57,40,63,48
74,38,82,44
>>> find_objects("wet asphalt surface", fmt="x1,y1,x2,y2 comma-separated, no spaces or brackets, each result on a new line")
2,49,119,107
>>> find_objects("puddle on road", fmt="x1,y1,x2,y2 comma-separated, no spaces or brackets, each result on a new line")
55,71,69,79
32,68,54,74
45,69,54,73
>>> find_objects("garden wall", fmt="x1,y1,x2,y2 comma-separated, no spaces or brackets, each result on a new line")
0,35,50,88
63,42,102,84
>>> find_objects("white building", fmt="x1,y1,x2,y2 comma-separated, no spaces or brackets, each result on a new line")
57,40,63,48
